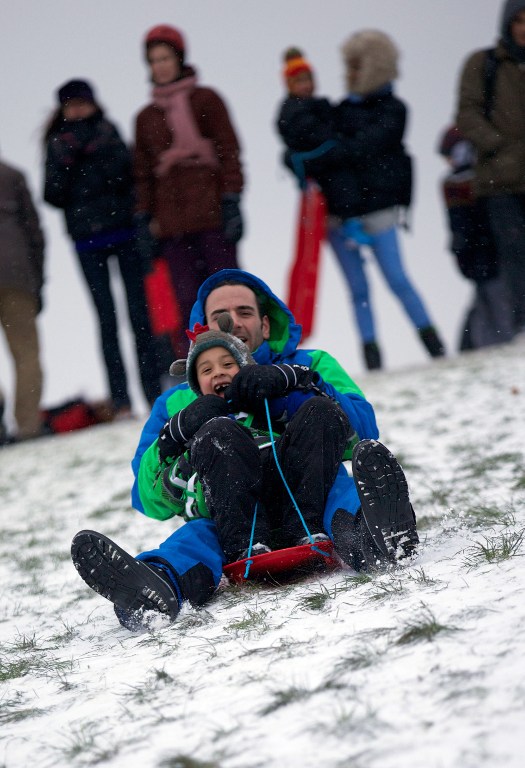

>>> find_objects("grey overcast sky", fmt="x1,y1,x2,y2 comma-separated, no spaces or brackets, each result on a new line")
0,0,500,417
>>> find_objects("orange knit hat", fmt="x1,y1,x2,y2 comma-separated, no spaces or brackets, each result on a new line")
282,47,313,81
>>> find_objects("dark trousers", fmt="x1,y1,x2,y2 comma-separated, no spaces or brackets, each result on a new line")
77,241,161,409
190,398,351,561
486,193,525,331
162,229,239,358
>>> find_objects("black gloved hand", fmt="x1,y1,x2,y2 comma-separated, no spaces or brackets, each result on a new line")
221,193,244,243
225,364,321,411
158,395,231,463
133,212,159,274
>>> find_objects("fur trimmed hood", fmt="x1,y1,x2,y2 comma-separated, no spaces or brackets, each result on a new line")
341,29,399,95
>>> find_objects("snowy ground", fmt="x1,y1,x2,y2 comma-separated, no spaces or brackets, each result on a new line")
1,340,525,768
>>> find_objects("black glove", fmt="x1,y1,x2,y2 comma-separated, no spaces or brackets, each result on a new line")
221,193,244,243
158,395,231,463
225,364,321,411
133,212,159,274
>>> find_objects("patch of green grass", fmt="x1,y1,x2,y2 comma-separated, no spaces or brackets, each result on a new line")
460,451,523,479
463,528,524,568
407,568,439,586
0,692,45,724
396,604,454,645
158,757,222,768
260,685,310,715
462,504,515,529
368,578,405,601
54,722,119,764
225,608,269,634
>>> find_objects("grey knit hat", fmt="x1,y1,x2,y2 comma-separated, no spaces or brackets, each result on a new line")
169,312,255,394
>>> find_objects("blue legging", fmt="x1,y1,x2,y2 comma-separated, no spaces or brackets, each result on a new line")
328,224,433,343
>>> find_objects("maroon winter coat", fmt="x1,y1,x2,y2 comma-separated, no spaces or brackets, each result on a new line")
134,77,243,238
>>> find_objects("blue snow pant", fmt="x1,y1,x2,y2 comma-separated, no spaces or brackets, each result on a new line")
328,224,433,343
136,437,361,608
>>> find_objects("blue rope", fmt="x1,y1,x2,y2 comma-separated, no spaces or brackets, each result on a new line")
243,502,258,579
263,398,329,558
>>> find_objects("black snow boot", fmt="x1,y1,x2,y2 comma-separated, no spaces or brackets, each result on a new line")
71,530,180,630
351,439,419,567
419,326,445,358
363,341,382,370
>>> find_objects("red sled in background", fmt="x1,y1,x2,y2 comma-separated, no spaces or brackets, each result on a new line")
286,181,327,342
144,257,181,336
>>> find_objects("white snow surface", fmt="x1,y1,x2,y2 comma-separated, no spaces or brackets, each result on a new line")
2,340,525,768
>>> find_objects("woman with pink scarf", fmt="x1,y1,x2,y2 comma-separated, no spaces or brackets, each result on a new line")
134,25,245,358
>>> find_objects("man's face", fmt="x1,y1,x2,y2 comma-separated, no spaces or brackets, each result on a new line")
205,285,270,352
511,10,525,46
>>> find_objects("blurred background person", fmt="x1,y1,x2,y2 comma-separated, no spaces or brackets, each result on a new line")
0,154,45,442
438,125,514,350
134,24,244,359
456,0,525,337
43,79,161,419
281,32,445,370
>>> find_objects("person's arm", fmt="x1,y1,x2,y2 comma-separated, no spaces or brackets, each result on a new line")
17,172,45,295
133,111,157,217
456,51,503,157
199,88,243,195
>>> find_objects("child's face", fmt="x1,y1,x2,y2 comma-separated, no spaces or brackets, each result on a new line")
288,71,314,98
196,347,241,397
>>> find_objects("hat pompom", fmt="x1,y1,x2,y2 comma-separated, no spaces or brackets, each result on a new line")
216,312,234,334
283,46,304,62
169,359,187,377
282,47,313,80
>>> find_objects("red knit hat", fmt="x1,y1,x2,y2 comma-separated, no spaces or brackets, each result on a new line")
145,25,185,59
282,47,313,81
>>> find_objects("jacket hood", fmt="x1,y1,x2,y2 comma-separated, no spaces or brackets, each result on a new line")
500,0,525,43
189,269,302,360
341,29,399,95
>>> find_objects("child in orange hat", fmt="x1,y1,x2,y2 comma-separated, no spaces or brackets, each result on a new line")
276,48,366,225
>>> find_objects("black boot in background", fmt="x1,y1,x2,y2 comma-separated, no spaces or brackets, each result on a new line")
363,341,382,370
419,326,445,358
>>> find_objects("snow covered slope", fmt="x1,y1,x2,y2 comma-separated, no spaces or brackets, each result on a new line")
1,339,525,768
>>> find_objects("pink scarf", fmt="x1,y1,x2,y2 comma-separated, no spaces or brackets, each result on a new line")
152,76,219,177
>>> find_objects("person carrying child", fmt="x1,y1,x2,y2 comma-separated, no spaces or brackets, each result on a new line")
278,39,446,370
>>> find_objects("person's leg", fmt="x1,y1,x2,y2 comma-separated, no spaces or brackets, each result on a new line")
190,417,271,561
349,439,418,569
196,227,240,274
163,236,209,358
371,226,433,328
0,288,43,437
485,194,525,331
115,242,162,405
263,397,351,546
71,518,225,630
477,277,515,344
371,226,445,356
77,250,130,409
327,226,376,342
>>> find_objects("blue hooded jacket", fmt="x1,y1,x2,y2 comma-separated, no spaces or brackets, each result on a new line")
131,269,378,515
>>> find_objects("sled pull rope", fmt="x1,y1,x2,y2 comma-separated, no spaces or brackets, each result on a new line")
243,502,258,579
263,398,329,558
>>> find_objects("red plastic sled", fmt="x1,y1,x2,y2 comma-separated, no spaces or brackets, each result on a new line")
223,539,340,583
286,181,327,342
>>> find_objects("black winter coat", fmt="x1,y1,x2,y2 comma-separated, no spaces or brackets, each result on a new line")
44,111,135,241
276,96,364,218
333,91,413,213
